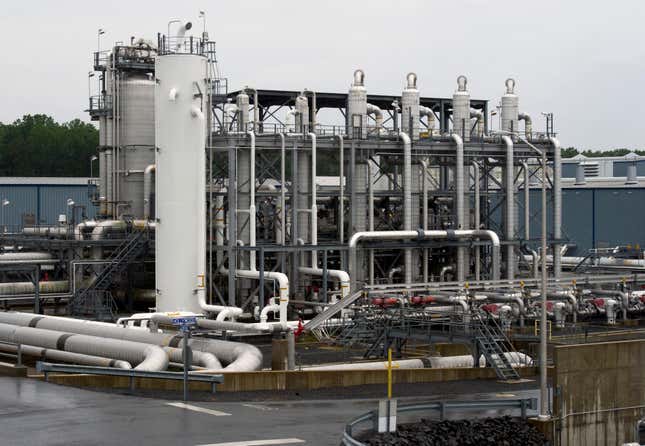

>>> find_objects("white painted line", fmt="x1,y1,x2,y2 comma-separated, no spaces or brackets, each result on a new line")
241,403,276,411
166,402,231,417
196,439,305,446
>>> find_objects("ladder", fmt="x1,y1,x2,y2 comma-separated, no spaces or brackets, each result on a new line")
474,314,521,381
304,290,364,334
70,230,150,319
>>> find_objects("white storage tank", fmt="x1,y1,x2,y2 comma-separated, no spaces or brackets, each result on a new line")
347,69,367,139
501,78,519,137
452,75,470,141
401,73,420,140
119,73,155,218
155,52,208,313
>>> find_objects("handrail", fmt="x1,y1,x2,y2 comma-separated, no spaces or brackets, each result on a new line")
37,361,224,393
341,397,538,445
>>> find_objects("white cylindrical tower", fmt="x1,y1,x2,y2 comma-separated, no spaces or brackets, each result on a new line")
236,91,250,132
295,93,309,133
119,74,155,218
501,78,519,137
452,75,471,141
401,72,420,140
347,69,367,139
155,52,208,313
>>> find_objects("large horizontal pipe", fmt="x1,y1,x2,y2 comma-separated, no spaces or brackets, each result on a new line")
0,252,53,262
0,322,168,371
0,342,132,369
0,312,261,371
0,281,69,296
298,267,350,300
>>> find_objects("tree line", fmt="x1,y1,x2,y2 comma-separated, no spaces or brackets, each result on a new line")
0,114,98,177
0,115,642,177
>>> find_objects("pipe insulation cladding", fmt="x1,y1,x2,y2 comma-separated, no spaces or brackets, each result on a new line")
154,52,208,314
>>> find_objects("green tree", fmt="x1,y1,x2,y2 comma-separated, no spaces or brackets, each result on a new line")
0,114,98,176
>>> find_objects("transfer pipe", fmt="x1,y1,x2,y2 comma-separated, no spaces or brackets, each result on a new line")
502,135,515,280
419,106,435,134
452,134,466,281
519,112,532,139
298,267,350,301
590,289,629,320
143,164,155,220
550,137,562,278
400,132,413,284
0,322,168,371
366,103,383,134
472,161,481,280
0,342,132,369
0,312,260,371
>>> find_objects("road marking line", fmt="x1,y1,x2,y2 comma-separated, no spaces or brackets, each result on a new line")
196,439,305,446
166,402,231,416
241,403,276,411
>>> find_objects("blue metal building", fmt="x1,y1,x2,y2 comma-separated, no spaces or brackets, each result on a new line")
0,178,97,230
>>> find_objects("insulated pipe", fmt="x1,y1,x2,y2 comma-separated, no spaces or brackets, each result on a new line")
247,131,257,270
336,135,344,244
483,292,526,316
143,164,156,220
366,103,383,134
400,132,413,284
196,317,277,334
105,148,113,217
197,288,243,320
279,133,287,245
521,162,530,241
550,137,562,278
0,342,132,369
591,289,629,320
348,229,501,290
528,249,540,279
298,267,350,300
234,269,289,326
547,291,578,324
74,221,97,240
91,220,127,260
0,323,168,371
388,266,402,284
518,112,532,139
419,106,435,134
22,227,70,237
0,281,69,296
439,266,453,282
502,135,515,280
419,159,429,283
309,132,318,266
452,134,466,281
0,252,53,262
0,312,260,371
431,295,469,313
472,161,481,281
259,304,280,324
470,109,484,138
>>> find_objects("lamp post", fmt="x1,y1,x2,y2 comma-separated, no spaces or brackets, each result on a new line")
494,130,549,420
199,10,206,37
97,28,105,54
90,155,98,179
87,72,95,107
2,198,10,233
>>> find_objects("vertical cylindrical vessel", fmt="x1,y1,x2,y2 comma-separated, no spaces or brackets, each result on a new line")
401,73,420,140
295,93,309,133
501,78,519,137
236,92,250,132
155,53,208,313
452,76,470,141
346,70,367,139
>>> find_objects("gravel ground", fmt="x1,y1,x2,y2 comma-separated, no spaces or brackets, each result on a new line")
360,416,547,445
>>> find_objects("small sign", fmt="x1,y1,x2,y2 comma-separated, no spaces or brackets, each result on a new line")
171,317,197,327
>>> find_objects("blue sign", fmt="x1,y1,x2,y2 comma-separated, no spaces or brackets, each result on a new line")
171,317,197,327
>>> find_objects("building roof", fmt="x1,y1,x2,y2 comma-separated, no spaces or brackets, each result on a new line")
0,177,96,186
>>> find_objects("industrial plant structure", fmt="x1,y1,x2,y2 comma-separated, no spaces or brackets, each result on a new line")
0,20,643,388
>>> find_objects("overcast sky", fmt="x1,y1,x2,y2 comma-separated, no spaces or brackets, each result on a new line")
1,0,644,150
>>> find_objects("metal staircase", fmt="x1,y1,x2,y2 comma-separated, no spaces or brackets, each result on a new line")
69,229,150,320
474,314,521,380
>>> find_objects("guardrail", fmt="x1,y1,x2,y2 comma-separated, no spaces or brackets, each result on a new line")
36,362,224,393
341,397,538,446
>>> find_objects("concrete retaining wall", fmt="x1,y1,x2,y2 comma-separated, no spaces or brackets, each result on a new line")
553,339,645,446
36,366,538,393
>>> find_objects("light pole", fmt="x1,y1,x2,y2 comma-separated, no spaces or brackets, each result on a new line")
199,10,206,37
2,198,10,233
90,155,98,179
66,198,75,226
97,28,105,54
494,130,549,420
87,72,95,106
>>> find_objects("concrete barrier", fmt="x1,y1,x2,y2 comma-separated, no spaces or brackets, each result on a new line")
33,366,538,393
